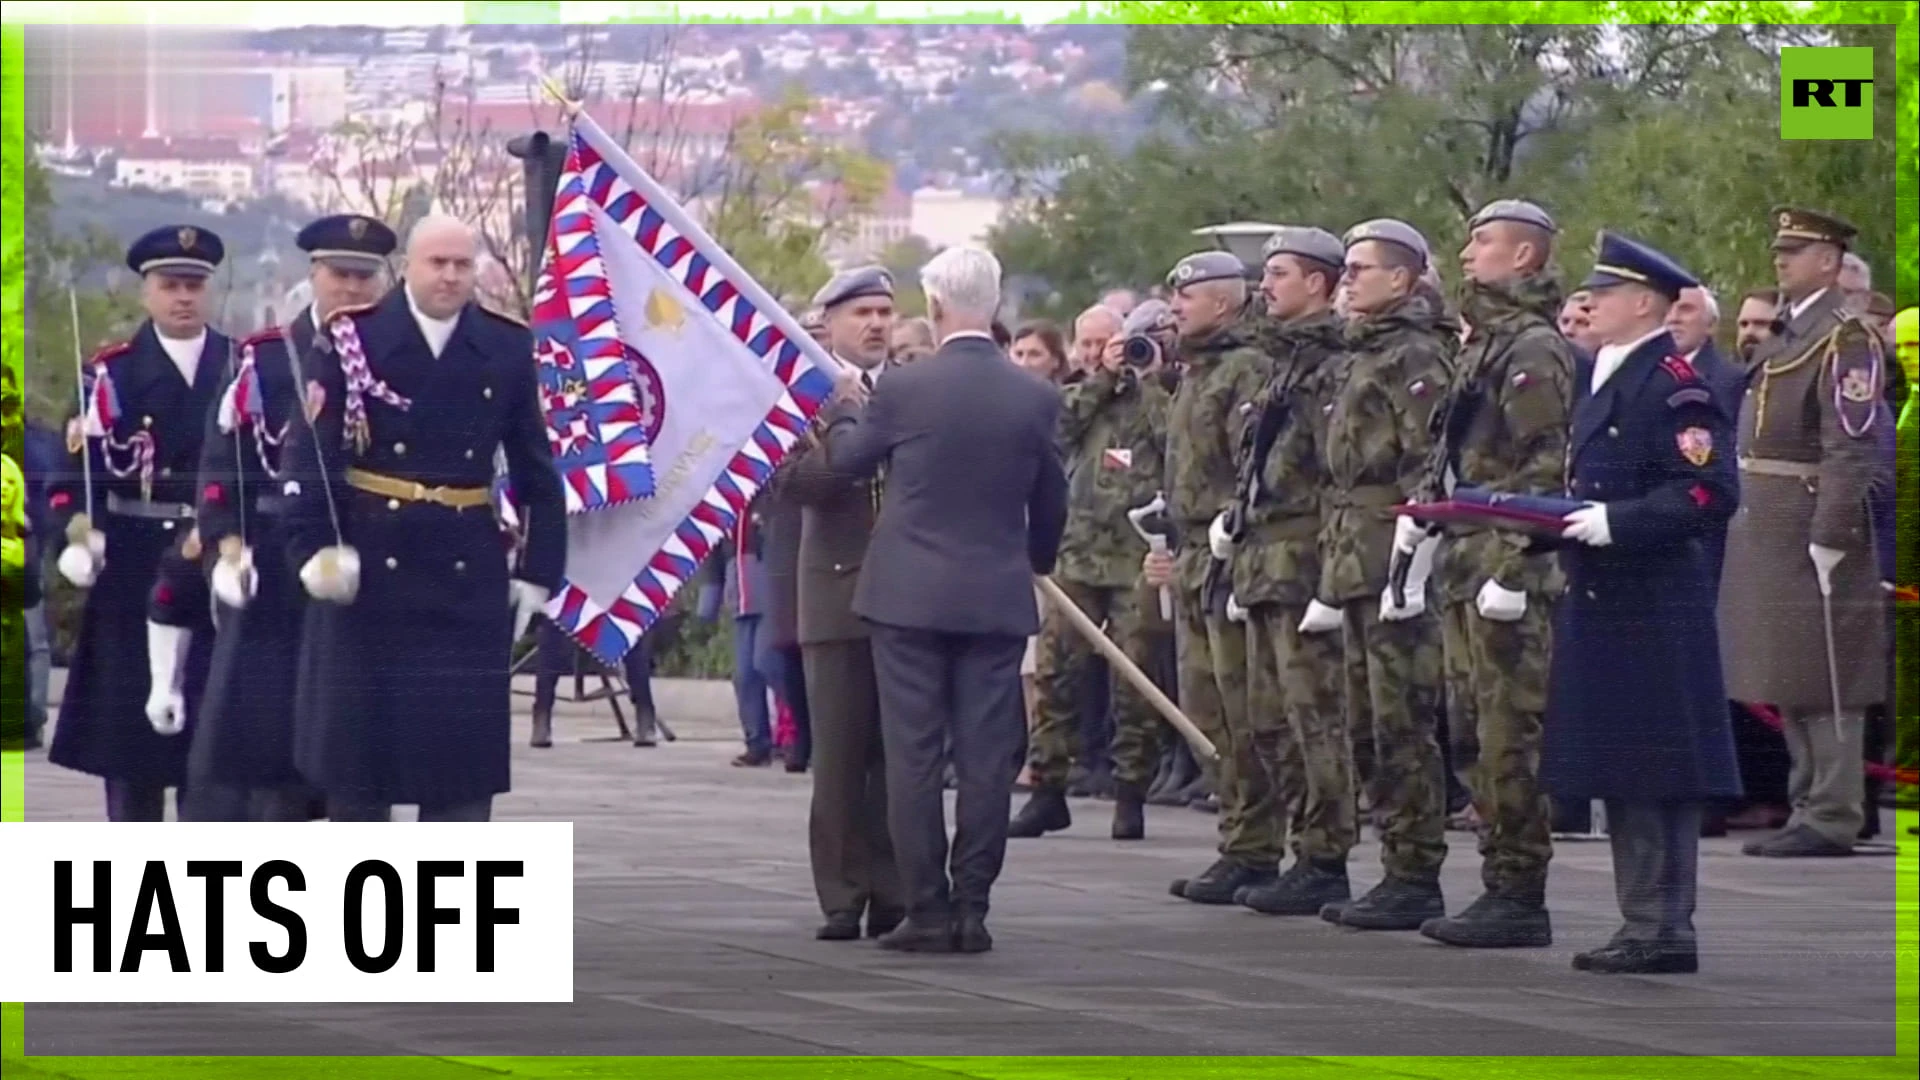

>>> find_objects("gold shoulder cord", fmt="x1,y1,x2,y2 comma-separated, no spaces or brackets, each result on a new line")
1753,324,1840,441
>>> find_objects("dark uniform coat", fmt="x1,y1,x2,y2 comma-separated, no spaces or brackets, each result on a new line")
188,311,332,790
282,288,565,808
1717,289,1889,711
48,324,230,786
1540,331,1743,804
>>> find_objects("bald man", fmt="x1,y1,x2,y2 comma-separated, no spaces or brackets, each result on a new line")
283,212,567,823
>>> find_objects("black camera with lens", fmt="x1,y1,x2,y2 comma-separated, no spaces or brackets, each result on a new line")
1117,299,1176,369
1121,334,1162,368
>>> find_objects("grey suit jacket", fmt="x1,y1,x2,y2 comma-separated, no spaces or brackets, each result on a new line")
822,335,1069,638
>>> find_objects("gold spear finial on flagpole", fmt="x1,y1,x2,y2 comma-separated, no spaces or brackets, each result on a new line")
538,75,582,118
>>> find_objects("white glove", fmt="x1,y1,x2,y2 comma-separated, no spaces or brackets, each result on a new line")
1809,544,1845,596
58,543,101,588
1476,579,1527,622
1392,513,1429,556
300,545,362,603
1380,534,1438,622
1225,594,1248,623
211,544,259,611
144,622,189,736
1561,502,1612,547
511,580,551,641
1298,599,1343,634
1208,511,1235,560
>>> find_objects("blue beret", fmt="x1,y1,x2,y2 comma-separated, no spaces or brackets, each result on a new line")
1468,199,1557,234
812,265,895,310
1582,231,1699,300
127,224,224,278
1259,226,1345,270
1166,250,1246,289
1343,219,1430,267
297,214,397,270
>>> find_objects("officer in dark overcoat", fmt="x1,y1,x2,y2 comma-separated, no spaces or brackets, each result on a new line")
281,214,565,821
47,225,231,821
184,214,395,821
1541,232,1742,975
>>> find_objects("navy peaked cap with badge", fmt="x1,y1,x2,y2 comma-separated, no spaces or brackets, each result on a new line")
1769,206,1856,252
1581,231,1698,301
298,214,398,271
1166,250,1246,289
1259,226,1345,270
126,224,224,277
812,265,895,310
1342,218,1430,267
1468,198,1557,234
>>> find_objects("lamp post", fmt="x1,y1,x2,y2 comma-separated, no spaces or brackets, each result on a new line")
506,131,570,292
1191,221,1286,281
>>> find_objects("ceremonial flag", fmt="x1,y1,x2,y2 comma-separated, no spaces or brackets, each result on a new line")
529,107,837,666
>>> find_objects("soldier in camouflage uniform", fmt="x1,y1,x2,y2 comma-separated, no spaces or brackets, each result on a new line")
1312,220,1457,932
1407,199,1574,949
1213,226,1358,916
1141,251,1275,904
1011,301,1173,841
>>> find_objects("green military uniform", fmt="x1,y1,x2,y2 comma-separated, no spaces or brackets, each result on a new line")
1895,387,1916,786
1317,219,1455,931
1162,251,1275,902
1233,285,1356,913
1418,200,1574,948
1013,357,1171,838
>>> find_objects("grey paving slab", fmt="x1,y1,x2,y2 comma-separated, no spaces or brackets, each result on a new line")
17,683,1905,1059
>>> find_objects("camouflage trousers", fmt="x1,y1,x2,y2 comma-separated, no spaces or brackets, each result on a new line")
1439,598,1555,897
1248,602,1355,865
1028,578,1166,788
1175,590,1277,868
1343,604,1447,882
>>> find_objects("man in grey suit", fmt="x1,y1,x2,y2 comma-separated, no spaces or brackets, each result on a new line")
785,268,907,942
821,246,1070,953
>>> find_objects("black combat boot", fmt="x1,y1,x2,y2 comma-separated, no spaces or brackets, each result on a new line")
1418,890,1552,948
631,706,658,748
1111,783,1146,840
1150,750,1201,805
1238,859,1351,916
530,705,554,749
1322,875,1445,931
1089,764,1116,801
1180,859,1277,905
1008,787,1072,838
1144,751,1176,802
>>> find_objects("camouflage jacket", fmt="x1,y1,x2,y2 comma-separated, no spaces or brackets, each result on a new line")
1166,318,1271,596
1318,291,1457,605
1055,364,1172,588
1231,309,1347,608
1428,274,1575,604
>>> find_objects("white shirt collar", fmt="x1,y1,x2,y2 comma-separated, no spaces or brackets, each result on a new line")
1592,326,1665,394
940,329,995,348
1683,346,1700,364
406,286,459,358
1788,287,1828,322
156,327,207,385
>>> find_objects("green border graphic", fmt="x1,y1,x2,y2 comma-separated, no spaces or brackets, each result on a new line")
1,1,1914,1077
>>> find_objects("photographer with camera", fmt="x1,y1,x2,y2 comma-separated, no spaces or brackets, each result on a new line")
1010,300,1176,842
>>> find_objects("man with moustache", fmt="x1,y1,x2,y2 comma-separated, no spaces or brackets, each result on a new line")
1140,250,1276,904
1216,226,1354,916
1722,209,1888,859
1409,200,1574,950
1312,220,1456,932
1542,232,1739,974
47,225,232,821
179,214,395,820
780,267,906,941
1733,288,1780,365
281,214,566,823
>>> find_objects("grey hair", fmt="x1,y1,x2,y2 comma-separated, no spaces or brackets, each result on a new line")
1696,285,1720,325
1841,252,1870,287
920,246,1002,320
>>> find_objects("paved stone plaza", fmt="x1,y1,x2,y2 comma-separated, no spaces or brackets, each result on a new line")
19,676,1906,1058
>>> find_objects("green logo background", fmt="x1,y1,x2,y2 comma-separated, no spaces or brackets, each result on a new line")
1781,46,1876,139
